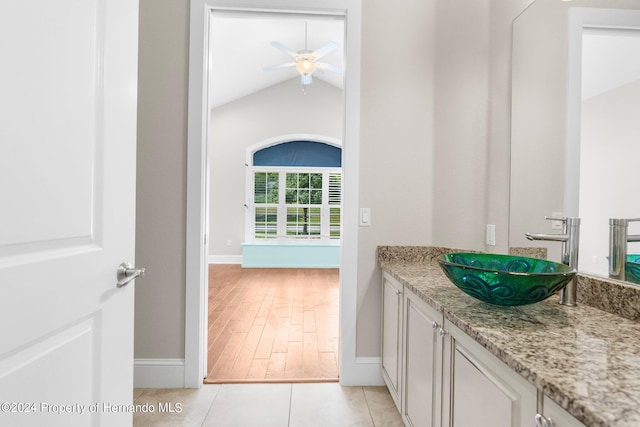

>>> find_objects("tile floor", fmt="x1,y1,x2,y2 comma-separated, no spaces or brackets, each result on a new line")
133,382,403,427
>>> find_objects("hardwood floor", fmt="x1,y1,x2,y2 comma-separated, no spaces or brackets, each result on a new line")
205,265,339,383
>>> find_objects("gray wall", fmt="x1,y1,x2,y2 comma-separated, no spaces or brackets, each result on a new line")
357,0,436,356
135,0,532,362
135,0,189,359
432,0,534,253
208,78,343,258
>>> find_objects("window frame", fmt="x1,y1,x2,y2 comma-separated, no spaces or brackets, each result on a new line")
248,165,342,242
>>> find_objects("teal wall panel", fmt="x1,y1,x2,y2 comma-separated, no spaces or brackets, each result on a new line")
241,242,340,268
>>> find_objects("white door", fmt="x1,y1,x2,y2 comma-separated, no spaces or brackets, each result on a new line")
0,1,139,426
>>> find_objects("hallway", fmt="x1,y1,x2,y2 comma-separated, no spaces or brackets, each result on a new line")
205,265,339,383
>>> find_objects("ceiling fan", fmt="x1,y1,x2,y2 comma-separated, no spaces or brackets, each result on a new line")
263,23,342,86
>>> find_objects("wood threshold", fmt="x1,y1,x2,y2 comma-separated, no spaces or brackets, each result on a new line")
204,378,338,384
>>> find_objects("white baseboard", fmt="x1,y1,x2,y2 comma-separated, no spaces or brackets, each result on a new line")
134,357,381,388
339,357,384,386
134,358,185,388
207,255,242,264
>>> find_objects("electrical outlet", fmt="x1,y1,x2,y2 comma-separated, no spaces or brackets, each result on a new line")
226,239,232,246
486,224,496,246
551,211,563,230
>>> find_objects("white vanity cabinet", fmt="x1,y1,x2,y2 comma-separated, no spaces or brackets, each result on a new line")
537,395,586,427
381,271,583,427
441,320,537,427
402,286,444,427
381,273,444,426
381,272,404,409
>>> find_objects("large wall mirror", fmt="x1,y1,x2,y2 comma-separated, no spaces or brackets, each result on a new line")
509,0,640,284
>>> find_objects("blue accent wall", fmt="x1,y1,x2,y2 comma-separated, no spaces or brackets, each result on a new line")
253,141,342,167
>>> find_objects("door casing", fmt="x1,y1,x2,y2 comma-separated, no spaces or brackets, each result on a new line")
186,0,364,387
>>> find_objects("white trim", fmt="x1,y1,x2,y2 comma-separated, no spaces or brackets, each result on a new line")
207,255,242,264
338,358,384,386
133,359,185,388
187,0,362,388
185,0,209,389
335,0,361,386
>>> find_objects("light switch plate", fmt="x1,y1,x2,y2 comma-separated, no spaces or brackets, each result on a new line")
360,208,371,226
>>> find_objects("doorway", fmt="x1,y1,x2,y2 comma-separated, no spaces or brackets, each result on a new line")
205,10,344,382
185,0,362,388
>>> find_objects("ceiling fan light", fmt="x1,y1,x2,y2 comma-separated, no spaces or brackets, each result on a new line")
296,57,317,75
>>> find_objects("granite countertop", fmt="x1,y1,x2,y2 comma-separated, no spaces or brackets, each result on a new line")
378,246,640,427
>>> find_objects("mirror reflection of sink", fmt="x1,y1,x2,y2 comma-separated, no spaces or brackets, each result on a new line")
438,253,576,307
626,255,640,285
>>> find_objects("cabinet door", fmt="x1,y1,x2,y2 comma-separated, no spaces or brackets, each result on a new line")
403,289,443,427
381,273,403,409
442,321,537,427
543,396,586,427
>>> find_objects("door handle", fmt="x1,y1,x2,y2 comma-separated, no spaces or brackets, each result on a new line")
117,262,145,287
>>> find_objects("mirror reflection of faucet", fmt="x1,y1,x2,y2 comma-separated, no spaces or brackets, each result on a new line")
525,217,580,306
608,218,640,282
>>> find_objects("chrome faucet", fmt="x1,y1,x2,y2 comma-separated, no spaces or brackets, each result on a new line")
525,217,580,306
608,218,640,281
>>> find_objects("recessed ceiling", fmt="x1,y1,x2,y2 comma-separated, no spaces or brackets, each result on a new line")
208,11,345,109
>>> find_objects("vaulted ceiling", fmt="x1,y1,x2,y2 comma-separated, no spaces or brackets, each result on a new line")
208,11,345,109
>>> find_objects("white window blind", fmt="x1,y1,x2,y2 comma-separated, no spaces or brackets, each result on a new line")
250,168,342,241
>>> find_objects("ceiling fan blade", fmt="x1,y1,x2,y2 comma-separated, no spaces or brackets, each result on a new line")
316,62,342,74
311,41,338,59
270,41,298,58
263,62,296,73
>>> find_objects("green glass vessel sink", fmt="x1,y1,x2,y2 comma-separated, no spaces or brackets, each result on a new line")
626,255,640,285
438,253,576,306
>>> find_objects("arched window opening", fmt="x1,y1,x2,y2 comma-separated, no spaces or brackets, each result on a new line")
247,138,342,243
